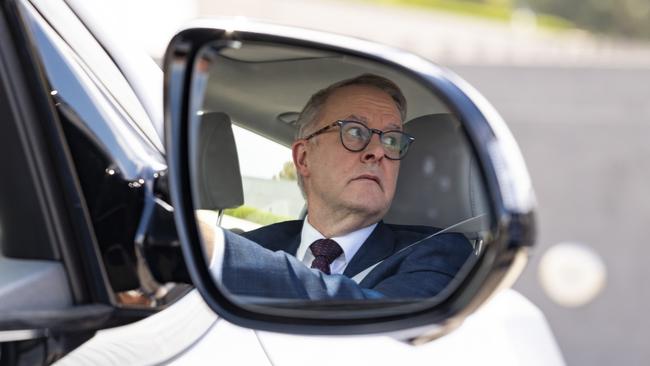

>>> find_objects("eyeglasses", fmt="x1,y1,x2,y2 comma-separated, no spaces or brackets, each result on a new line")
303,120,415,160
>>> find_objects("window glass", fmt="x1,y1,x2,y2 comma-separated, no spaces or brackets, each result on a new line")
0,86,54,259
220,126,304,232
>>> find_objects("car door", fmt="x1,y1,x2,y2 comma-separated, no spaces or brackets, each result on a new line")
0,2,113,363
0,0,191,364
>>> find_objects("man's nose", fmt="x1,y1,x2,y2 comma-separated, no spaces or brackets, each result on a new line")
361,133,384,162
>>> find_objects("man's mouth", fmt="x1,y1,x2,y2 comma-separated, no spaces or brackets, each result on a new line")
352,174,382,188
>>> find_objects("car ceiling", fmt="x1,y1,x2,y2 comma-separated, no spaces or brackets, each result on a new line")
202,41,450,147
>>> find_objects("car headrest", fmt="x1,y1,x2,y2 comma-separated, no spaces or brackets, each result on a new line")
384,114,488,235
189,112,244,210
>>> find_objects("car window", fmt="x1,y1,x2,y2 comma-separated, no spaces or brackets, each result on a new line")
220,125,304,232
0,75,55,260
186,39,492,305
18,0,165,296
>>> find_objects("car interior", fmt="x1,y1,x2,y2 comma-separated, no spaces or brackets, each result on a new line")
189,41,492,270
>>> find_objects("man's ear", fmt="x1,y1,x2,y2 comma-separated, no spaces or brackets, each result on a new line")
292,140,310,178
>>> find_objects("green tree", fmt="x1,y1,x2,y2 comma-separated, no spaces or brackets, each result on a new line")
378,0,650,39
275,161,297,181
526,0,650,39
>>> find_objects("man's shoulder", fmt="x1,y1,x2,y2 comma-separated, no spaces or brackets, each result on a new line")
381,222,439,243
240,220,303,248
382,222,440,235
382,222,472,251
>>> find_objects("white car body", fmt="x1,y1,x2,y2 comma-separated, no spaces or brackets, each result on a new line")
58,289,564,365
22,1,563,364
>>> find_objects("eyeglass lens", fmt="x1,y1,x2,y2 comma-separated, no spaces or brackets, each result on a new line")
340,121,411,159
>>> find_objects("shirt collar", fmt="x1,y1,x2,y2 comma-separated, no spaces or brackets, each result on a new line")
297,215,378,264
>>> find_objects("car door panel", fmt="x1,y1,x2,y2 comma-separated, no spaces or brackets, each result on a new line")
0,0,142,362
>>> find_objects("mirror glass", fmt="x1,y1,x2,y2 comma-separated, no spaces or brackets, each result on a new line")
188,40,492,316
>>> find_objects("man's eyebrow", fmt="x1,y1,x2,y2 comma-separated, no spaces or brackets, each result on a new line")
344,115,402,130
345,114,368,122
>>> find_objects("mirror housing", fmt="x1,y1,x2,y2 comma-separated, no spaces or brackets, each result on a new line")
164,19,535,340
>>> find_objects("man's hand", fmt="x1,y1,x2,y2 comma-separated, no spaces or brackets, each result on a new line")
196,210,217,263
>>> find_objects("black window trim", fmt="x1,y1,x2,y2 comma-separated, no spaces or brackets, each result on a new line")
1,0,113,306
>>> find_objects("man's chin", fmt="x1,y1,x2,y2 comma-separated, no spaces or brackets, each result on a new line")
343,199,389,220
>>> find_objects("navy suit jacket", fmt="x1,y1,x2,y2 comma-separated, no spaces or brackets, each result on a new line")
220,220,472,299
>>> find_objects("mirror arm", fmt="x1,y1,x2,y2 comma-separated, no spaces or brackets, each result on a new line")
136,172,192,286
141,198,192,284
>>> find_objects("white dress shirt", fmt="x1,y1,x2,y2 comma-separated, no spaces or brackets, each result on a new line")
295,216,377,275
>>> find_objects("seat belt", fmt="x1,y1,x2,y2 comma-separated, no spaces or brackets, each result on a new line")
350,214,487,284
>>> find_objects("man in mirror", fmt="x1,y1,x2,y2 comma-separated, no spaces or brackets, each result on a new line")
207,74,473,299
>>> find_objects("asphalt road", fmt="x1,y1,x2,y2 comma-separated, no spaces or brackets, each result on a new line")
448,64,650,365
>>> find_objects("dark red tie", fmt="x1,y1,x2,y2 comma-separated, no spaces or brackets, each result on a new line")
309,239,343,275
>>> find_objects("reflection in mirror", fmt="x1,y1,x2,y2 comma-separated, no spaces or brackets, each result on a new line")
188,40,491,314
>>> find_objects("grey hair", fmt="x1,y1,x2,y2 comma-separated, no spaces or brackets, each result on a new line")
294,74,407,196
295,73,407,139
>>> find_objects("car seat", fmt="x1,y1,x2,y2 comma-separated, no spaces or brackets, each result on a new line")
383,113,489,250
189,111,244,211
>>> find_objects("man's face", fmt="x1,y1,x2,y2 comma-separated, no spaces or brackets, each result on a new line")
293,85,402,225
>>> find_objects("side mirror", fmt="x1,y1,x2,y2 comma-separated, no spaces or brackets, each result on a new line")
164,19,535,341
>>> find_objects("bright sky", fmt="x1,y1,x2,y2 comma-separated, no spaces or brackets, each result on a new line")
106,0,199,59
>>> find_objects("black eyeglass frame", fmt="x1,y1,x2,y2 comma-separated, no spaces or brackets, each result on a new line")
302,120,416,160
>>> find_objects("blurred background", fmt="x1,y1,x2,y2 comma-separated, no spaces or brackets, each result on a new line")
105,0,650,364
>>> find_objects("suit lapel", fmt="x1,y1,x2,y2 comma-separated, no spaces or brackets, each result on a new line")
285,232,301,256
243,220,302,255
343,222,396,277
270,222,302,255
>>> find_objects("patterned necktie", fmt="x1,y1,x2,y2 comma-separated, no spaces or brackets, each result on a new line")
309,239,343,275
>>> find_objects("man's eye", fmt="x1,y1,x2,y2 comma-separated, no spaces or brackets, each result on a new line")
346,126,364,139
383,134,399,148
